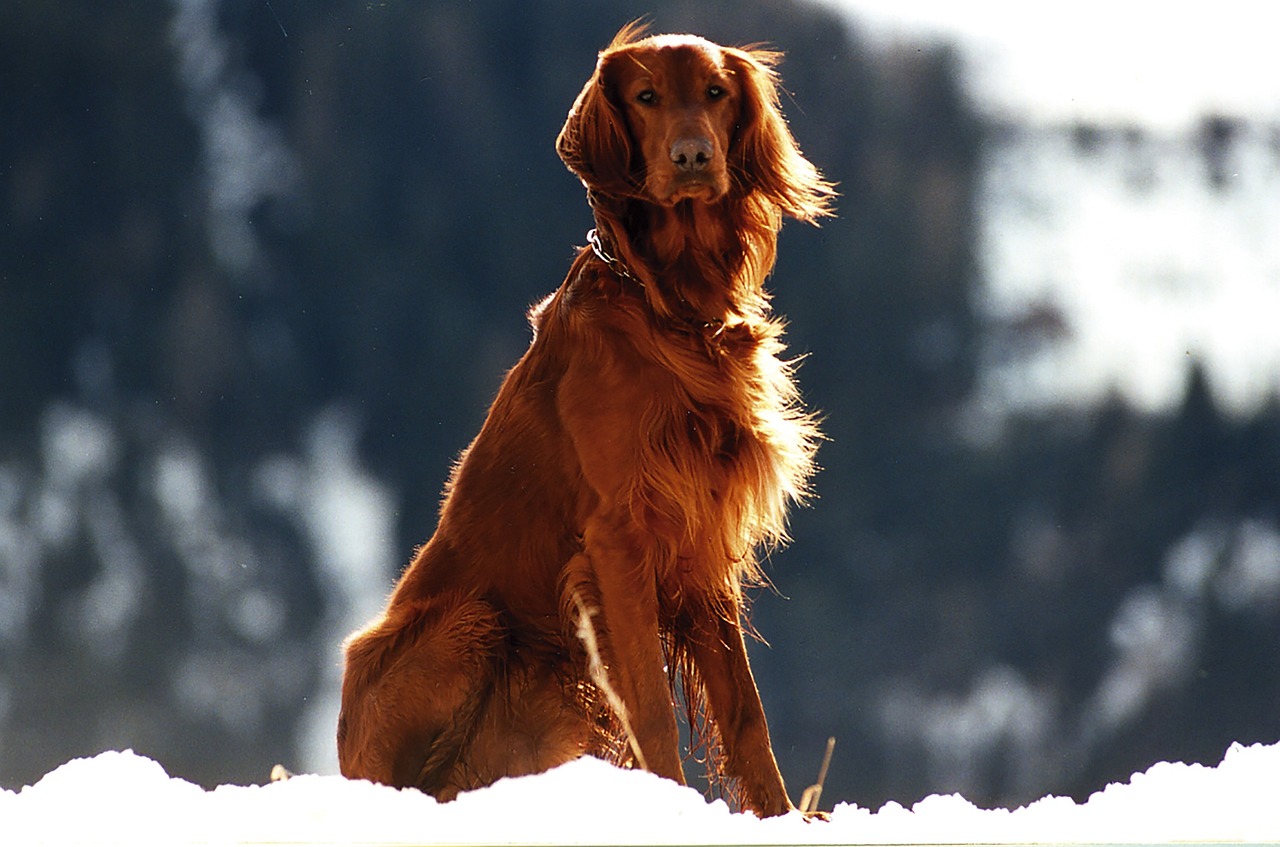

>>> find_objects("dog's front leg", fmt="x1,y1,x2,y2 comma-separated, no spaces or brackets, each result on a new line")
574,513,686,785
688,600,796,817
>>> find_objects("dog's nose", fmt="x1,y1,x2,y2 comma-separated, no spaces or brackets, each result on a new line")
670,137,713,172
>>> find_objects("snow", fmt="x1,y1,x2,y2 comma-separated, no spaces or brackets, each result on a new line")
827,0,1280,130
973,126,1280,418
3,743,1278,844
824,1,1280,420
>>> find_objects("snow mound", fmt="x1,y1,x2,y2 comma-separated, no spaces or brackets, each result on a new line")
2,743,1278,844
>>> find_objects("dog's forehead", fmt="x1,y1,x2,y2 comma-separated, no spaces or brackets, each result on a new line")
606,35,728,81
642,32,719,53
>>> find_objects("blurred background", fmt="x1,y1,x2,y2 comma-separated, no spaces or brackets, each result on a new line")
2,0,1277,810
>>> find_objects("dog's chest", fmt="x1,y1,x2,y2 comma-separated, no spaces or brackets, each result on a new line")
557,286,812,576
624,321,800,559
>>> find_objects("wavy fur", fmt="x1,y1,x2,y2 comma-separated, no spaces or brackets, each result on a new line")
339,23,833,818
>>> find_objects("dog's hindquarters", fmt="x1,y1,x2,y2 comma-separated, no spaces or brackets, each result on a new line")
338,593,502,796
338,586,604,799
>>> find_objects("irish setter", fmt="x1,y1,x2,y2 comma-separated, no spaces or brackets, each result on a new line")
337,23,834,818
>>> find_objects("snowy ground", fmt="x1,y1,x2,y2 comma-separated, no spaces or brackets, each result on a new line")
3,743,1278,845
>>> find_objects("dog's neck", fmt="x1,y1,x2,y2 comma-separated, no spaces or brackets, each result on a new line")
588,191,779,325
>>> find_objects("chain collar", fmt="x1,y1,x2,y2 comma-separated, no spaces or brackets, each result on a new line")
586,227,640,284
584,188,641,285
585,222,726,342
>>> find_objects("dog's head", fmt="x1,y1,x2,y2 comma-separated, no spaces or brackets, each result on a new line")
557,23,834,221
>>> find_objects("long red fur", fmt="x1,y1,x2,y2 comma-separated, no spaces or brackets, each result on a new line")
337,22,834,818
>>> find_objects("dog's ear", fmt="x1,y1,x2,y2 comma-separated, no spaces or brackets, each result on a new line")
725,48,835,223
557,21,650,197
556,51,636,198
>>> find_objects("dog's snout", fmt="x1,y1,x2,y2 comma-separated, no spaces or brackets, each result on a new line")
670,137,714,173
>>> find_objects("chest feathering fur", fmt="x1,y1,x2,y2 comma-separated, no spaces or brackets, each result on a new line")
534,248,819,604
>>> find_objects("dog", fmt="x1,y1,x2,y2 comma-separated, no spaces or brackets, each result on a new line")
337,22,834,818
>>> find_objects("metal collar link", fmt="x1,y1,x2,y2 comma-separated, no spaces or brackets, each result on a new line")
586,225,725,341
586,227,640,284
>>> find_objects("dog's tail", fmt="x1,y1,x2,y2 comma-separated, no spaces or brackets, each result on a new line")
572,590,649,772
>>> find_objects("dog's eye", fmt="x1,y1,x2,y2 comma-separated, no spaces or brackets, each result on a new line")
636,89,656,105
707,85,725,100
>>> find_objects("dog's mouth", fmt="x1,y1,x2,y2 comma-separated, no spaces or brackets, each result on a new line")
653,174,727,205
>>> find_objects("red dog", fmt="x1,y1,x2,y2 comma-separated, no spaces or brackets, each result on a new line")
338,23,834,817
